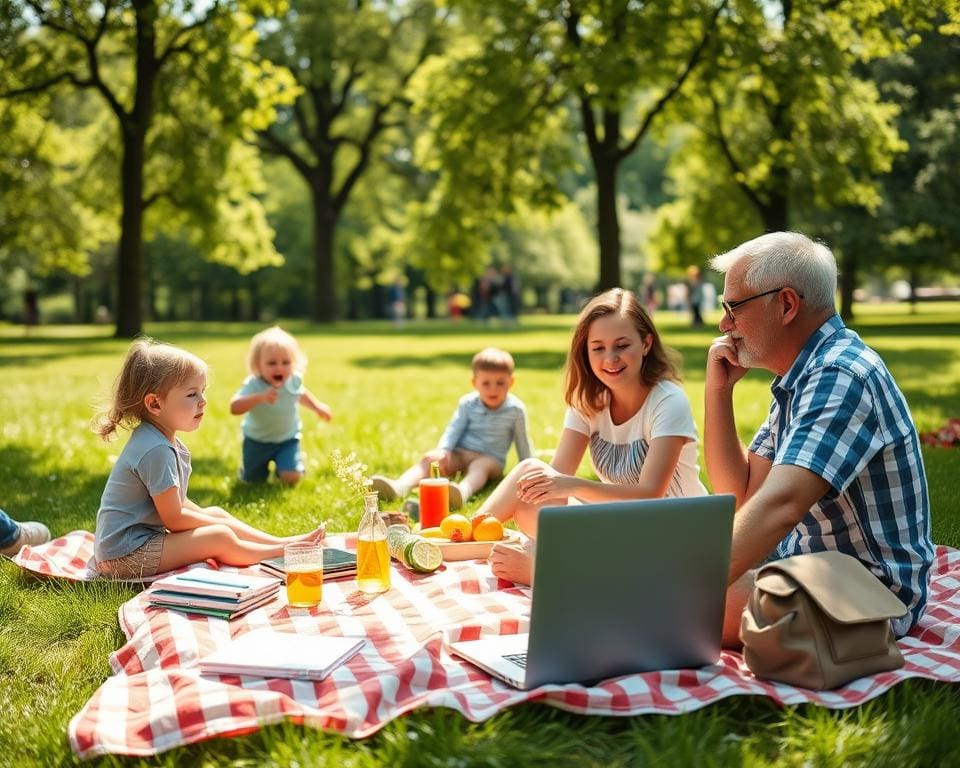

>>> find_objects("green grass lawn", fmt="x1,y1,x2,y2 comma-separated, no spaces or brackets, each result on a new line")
1,305,959,766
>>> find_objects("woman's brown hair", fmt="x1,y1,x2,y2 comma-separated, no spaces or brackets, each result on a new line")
564,288,681,416
94,338,207,440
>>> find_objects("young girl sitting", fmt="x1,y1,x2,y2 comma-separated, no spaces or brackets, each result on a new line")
93,339,325,580
478,287,707,585
230,326,333,484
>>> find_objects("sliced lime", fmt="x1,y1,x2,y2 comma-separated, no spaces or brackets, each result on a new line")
386,524,412,561
406,538,442,573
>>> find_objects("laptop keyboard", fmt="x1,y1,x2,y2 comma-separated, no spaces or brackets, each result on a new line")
502,652,528,669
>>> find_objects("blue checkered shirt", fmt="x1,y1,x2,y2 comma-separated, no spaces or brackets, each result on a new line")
749,314,934,636
438,392,532,466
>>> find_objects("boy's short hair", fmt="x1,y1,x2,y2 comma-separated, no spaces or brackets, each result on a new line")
472,347,515,375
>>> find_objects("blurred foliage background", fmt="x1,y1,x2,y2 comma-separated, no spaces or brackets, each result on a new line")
1,1,959,335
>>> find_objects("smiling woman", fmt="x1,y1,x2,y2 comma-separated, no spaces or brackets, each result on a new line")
475,288,707,586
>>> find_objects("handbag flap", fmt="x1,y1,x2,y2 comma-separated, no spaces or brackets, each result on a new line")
754,570,799,598
758,551,907,624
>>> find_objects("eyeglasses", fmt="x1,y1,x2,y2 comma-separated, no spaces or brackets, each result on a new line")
720,287,803,320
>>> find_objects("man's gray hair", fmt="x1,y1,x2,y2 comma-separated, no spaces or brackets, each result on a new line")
709,231,837,312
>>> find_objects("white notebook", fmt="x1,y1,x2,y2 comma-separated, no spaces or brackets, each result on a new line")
151,567,280,599
199,629,365,681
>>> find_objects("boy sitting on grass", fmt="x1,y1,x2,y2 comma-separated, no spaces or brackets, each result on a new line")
371,347,532,510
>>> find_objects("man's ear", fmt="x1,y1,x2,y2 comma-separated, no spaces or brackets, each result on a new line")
144,393,162,415
781,288,803,325
509,375,516,390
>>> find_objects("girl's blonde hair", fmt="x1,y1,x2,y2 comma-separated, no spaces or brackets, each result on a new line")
564,288,682,417
95,338,207,440
246,326,306,376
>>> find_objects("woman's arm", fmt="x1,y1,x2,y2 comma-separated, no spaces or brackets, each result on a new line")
518,435,688,506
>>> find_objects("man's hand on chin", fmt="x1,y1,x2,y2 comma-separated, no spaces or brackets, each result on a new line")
706,335,749,391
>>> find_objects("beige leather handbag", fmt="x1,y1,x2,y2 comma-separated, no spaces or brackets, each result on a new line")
739,550,907,690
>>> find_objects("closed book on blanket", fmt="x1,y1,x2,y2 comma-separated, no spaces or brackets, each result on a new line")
199,629,365,680
150,567,281,600
148,586,281,613
259,547,357,581
148,588,281,620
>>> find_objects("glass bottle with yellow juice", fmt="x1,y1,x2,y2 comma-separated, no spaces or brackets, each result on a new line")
356,491,390,594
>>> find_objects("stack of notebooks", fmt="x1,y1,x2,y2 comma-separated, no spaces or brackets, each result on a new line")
199,629,365,681
259,546,358,581
147,567,282,620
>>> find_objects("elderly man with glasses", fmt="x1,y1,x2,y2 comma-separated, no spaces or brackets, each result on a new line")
704,231,933,646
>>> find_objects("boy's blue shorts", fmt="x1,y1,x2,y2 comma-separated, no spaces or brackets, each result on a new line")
240,436,304,482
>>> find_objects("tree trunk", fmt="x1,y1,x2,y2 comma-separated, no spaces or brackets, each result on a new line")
310,185,338,323
595,156,621,291
838,247,857,321
908,264,919,314
760,187,789,233
114,1,157,338
114,126,147,338
249,279,260,322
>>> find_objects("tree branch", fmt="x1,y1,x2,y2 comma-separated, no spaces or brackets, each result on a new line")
292,97,325,158
256,127,313,179
618,0,729,161
91,0,115,46
2,70,88,98
143,189,167,210
333,101,390,211
707,91,767,215
562,3,601,158
157,0,222,68
331,63,361,122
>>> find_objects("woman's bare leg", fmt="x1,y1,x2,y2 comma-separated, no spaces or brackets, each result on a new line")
474,458,552,537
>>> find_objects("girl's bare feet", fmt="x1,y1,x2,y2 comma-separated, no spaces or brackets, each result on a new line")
305,524,327,544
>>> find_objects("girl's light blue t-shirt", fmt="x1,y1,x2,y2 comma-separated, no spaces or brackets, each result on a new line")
236,373,304,443
94,421,190,563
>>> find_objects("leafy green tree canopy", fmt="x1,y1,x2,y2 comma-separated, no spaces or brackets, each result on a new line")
0,0,296,335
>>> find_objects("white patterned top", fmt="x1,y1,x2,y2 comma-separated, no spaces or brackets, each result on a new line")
563,380,707,498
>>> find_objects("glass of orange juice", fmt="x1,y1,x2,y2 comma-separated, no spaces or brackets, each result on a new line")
419,478,449,529
284,541,323,607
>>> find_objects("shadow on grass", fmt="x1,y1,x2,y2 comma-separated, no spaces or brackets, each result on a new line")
0,444,106,533
189,453,308,505
150,318,578,341
0,338,123,368
352,349,569,371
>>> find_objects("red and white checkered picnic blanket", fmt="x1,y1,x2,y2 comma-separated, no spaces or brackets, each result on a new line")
10,530,216,583
11,530,103,581
11,533,960,759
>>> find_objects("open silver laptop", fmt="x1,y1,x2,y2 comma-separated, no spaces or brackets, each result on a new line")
450,494,735,689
